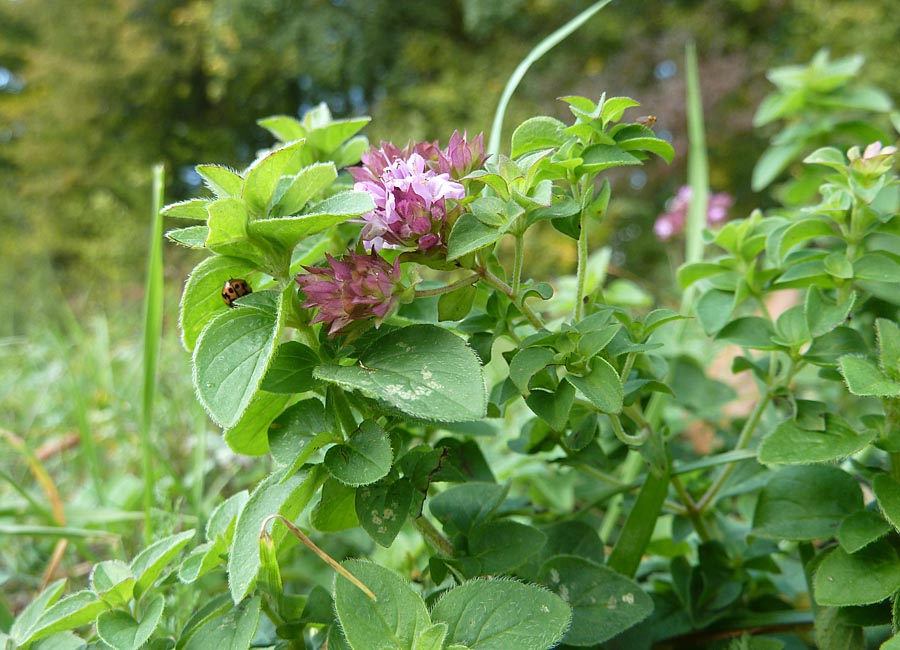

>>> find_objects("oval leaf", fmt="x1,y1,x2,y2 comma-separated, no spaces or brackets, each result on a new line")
96,594,164,650
324,420,393,487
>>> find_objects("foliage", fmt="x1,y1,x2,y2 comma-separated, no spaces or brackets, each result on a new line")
5,16,900,650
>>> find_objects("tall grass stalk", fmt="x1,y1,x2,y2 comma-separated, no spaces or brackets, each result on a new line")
684,41,709,272
141,164,166,544
487,0,612,157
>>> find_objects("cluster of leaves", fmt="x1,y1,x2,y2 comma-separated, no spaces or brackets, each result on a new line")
6,49,900,650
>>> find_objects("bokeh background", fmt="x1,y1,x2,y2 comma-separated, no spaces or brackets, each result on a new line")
3,0,900,329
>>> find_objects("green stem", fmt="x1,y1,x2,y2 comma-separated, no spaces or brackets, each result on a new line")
574,208,589,322
599,450,644,543
697,392,772,511
512,233,525,297
671,474,711,541
479,267,545,330
330,388,358,439
414,515,455,557
413,272,481,298
609,414,649,446
620,352,636,382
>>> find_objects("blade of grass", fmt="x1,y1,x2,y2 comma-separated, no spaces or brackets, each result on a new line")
487,0,613,157
141,164,166,544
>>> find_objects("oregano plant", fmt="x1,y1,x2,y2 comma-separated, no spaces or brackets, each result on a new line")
6,48,900,650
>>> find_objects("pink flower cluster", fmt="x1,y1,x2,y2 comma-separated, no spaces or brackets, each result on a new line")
295,251,403,336
653,186,733,240
349,132,484,251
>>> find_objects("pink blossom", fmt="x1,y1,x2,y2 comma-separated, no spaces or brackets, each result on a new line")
654,186,734,240
350,132,484,251
295,251,403,336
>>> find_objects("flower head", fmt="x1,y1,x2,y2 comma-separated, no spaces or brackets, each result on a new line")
654,186,734,240
295,251,404,336
349,132,484,251
848,141,898,177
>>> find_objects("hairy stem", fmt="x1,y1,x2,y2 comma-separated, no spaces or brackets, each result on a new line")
413,271,481,298
414,515,455,557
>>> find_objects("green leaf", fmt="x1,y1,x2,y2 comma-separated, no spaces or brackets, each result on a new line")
196,165,243,198
854,253,900,283
260,341,319,394
257,115,306,142
878,318,900,378
324,420,393,487
9,579,66,645
275,162,338,215
447,213,503,260
805,287,855,338
356,479,414,547
166,225,209,248
804,327,868,367
130,530,195,601
431,579,570,650
838,511,891,553
306,116,371,155
694,289,735,335
814,606,865,650
161,198,209,220
268,398,336,473
413,623,448,650
249,190,374,250
429,482,505,536
814,541,900,606
89,560,134,608
677,262,730,288
30,631,88,650
758,414,875,464
716,317,778,350
838,355,900,397
205,198,250,251
777,219,836,261
467,521,546,575
601,96,640,123
526,383,575,431
438,284,477,322
617,136,675,163
179,255,256,352
565,357,623,414
180,597,261,650
96,594,164,650
753,465,862,540
228,468,325,603
607,470,670,578
772,305,811,348
511,116,567,157
874,474,900,532
242,140,305,215
222,390,291,456
542,555,652,646
333,560,431,650
311,478,359,532
578,144,641,172
314,325,487,422
26,592,108,644
193,291,282,428
509,347,556,394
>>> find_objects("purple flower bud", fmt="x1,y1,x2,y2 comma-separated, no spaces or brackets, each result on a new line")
653,186,734,240
295,251,404,336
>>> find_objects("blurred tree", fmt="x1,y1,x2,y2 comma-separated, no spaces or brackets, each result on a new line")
0,0,897,299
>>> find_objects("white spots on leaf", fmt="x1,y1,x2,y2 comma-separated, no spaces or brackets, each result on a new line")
383,383,433,401
607,595,617,610
548,568,560,584
383,508,395,520
539,604,549,613
622,592,635,605
558,584,570,602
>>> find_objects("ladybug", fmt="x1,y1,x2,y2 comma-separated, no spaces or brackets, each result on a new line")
222,278,252,307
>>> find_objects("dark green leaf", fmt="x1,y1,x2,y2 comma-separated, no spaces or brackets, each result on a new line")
758,414,875,464
260,341,319,394
526,383,575,432
838,355,900,397
356,479,413,547
695,289,734,335
447,213,503,261
565,357,623,414
311,478,359,531
96,594,164,650
874,474,900,532
429,482,505,536
324,420,393,487
467,520,546,575
838,511,891,553
716,317,779,350
814,541,900,606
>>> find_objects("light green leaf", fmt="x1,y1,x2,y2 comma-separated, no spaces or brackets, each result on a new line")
227,468,324,603
324,420,393,487
578,144,641,172
334,560,431,650
196,165,243,198
413,623,448,650
306,116,371,155
356,479,414,547
161,198,209,220
260,341,319,394
242,140,305,215
181,596,261,650
694,289,735,335
222,390,291,456
509,347,555,395
805,287,855,338
814,541,900,606
130,530,195,601
89,560,134,608
854,253,900,283
838,511,891,553
274,162,338,216
193,291,282,429
267,398,336,474
877,318,900,378
758,415,875,464
96,594,164,650
311,478,359,532
777,219,835,261
257,115,306,142
9,579,67,645
838,355,900,397
510,116,567,158
431,579,570,650
179,255,255,352
716,317,779,350
542,555,652,645
873,474,900,532
165,225,209,248
314,325,487,422
205,198,249,250
753,465,862,540
249,190,374,249
565,357,623,414
447,213,504,261
26,592,108,644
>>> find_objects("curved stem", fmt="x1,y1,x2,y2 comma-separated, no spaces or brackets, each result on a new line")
413,272,481,298
479,267,545,330
261,514,376,601
414,515,455,557
609,414,649,446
